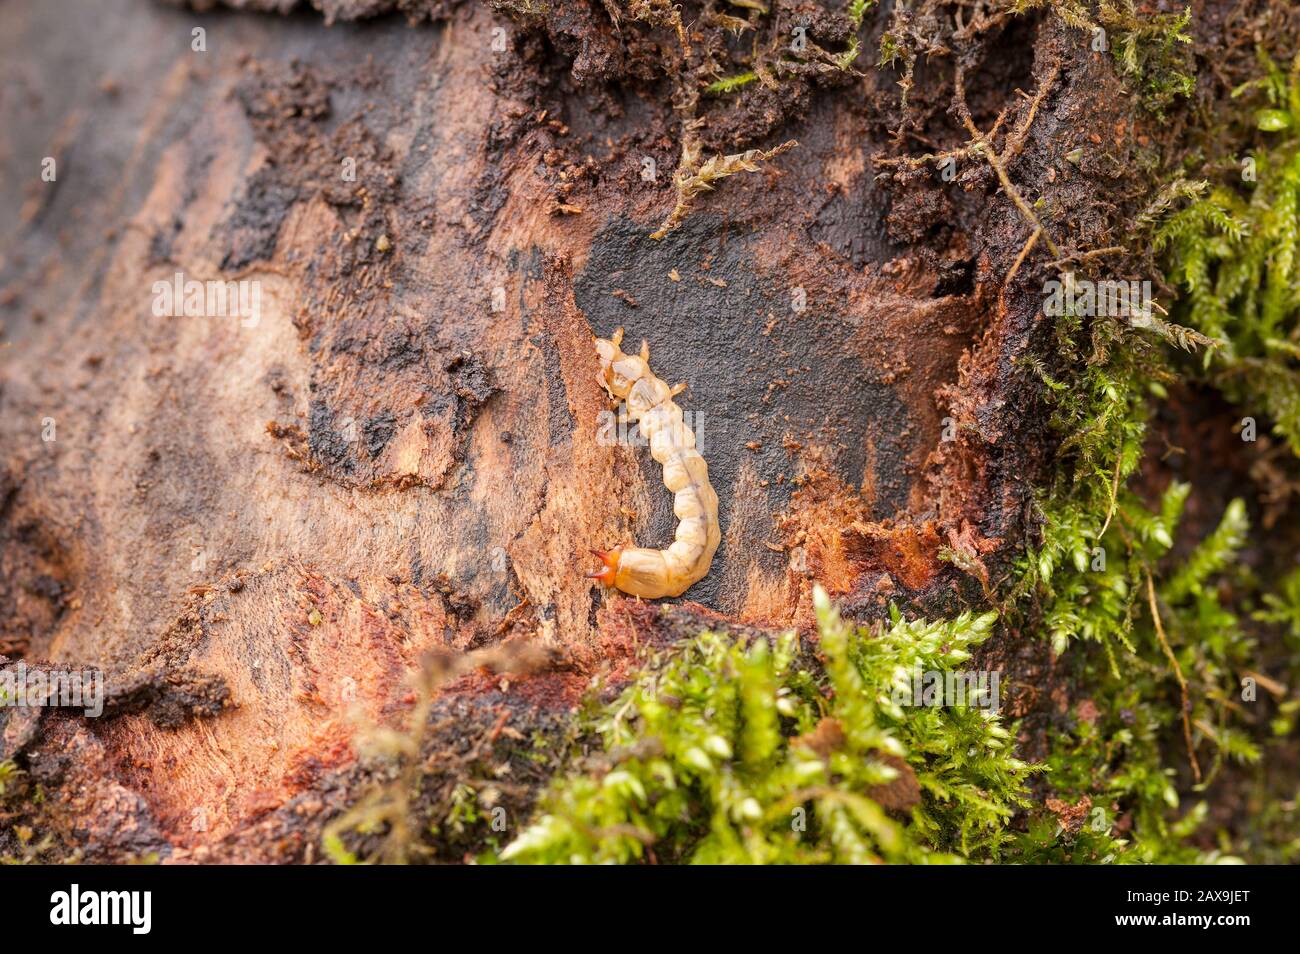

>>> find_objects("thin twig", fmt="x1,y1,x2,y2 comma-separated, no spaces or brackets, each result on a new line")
1048,246,1127,270
1005,227,1041,285
1145,570,1202,784
1097,452,1124,540
1000,62,1061,164
953,61,1062,260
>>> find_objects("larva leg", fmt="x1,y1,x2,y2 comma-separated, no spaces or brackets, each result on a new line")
588,332,721,599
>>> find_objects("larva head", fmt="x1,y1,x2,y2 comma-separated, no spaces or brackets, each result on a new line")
594,333,649,399
586,548,622,587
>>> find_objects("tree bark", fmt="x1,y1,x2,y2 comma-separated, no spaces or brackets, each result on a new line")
0,0,1128,860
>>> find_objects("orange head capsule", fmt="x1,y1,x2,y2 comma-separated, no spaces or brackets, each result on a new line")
586,548,622,586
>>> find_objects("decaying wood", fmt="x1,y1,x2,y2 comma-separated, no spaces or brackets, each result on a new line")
0,0,1140,860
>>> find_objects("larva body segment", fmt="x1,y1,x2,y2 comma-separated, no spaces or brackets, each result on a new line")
588,329,720,599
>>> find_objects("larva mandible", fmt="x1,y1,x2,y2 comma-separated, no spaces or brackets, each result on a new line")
587,328,721,599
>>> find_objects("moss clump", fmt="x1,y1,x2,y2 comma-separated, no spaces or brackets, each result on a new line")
1004,284,1299,863
1002,1,1194,117
650,139,798,240
1157,52,1300,453
1007,212,1285,861
1103,1,1194,117
998,36,1300,860
1011,485,1265,863
500,590,1032,864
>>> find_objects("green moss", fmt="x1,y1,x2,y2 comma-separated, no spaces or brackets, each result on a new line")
1105,2,1194,117
1003,46,1300,861
1004,1,1194,117
496,453,1276,864
1010,487,1263,863
1157,52,1300,453
1008,241,1280,862
847,0,873,29
1255,566,1300,643
499,591,1031,864
704,72,758,95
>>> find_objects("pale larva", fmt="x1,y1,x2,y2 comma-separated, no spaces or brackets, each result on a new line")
587,328,721,599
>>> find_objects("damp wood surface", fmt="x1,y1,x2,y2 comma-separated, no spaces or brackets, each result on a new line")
0,0,1152,860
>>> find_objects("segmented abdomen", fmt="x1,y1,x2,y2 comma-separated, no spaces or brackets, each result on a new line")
590,331,720,599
